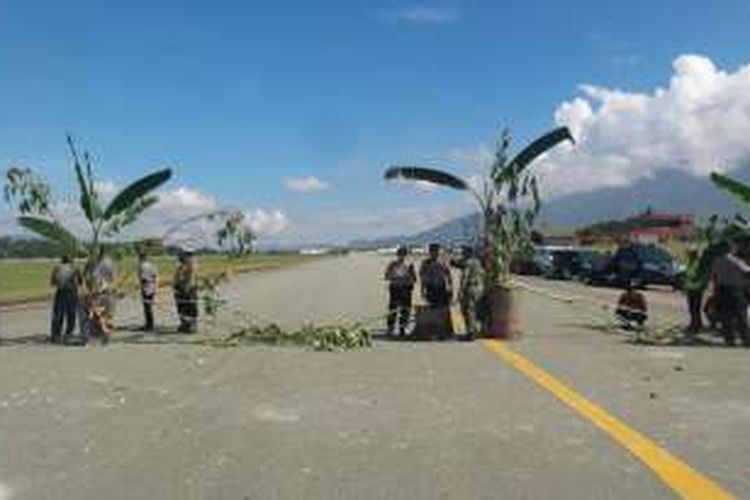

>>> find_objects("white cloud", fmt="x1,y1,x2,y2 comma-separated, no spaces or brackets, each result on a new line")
282,175,329,194
94,180,119,198
449,144,495,170
376,6,461,25
156,186,217,211
244,209,288,236
1,181,289,247
413,180,439,193
388,176,439,194
529,54,750,198
134,187,288,245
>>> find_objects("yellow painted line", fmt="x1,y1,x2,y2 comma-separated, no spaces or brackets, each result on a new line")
482,339,735,499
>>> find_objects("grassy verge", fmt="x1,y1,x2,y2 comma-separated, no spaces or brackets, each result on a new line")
0,253,321,305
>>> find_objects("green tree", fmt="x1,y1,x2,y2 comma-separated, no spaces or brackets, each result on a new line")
385,126,574,287
216,211,256,257
385,126,574,337
706,171,750,259
4,135,172,294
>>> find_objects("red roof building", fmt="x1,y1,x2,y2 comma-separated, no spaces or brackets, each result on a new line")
576,210,696,245
627,211,695,244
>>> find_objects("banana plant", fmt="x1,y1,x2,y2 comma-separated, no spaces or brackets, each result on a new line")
385,126,574,287
4,136,172,292
707,171,750,260
707,172,750,237
711,172,750,206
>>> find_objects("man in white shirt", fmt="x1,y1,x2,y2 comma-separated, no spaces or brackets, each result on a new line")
138,251,158,331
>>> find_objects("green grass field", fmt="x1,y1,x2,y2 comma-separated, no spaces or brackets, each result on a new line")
0,253,320,305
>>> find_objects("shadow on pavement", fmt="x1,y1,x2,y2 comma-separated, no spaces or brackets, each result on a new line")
0,334,88,347
562,321,739,349
371,329,474,343
0,334,50,346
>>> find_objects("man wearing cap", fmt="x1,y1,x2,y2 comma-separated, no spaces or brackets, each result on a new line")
173,251,198,333
384,246,417,336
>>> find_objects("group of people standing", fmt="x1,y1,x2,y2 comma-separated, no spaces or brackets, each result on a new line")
683,241,750,347
383,243,484,341
48,249,200,344
613,240,750,347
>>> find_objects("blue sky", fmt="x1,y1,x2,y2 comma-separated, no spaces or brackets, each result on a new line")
2,0,750,245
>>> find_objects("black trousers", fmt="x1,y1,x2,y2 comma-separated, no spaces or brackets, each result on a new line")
174,289,198,332
51,290,77,342
686,289,703,333
141,291,155,330
616,308,647,326
387,285,413,334
716,286,749,346
424,285,451,307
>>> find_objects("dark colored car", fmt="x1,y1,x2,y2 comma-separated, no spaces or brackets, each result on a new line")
538,247,602,280
581,243,681,289
578,251,612,282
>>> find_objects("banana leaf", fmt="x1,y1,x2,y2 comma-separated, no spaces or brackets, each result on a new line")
384,166,468,190
105,195,159,235
67,135,99,223
17,216,79,250
710,172,750,205
509,126,574,173
75,159,98,223
103,168,172,221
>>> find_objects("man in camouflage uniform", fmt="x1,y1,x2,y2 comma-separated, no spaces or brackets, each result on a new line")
458,246,484,341
173,250,199,333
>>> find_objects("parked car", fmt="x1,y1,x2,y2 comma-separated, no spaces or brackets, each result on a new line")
535,246,601,280
581,243,681,289
512,249,546,275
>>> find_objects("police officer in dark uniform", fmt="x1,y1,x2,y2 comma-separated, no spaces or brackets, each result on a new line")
418,243,454,340
50,255,81,344
384,246,417,336
419,243,453,307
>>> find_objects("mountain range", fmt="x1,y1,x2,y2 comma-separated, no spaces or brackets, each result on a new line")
351,165,750,248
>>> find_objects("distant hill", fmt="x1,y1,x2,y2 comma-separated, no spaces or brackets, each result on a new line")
349,213,481,249
353,165,750,248
538,165,749,227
